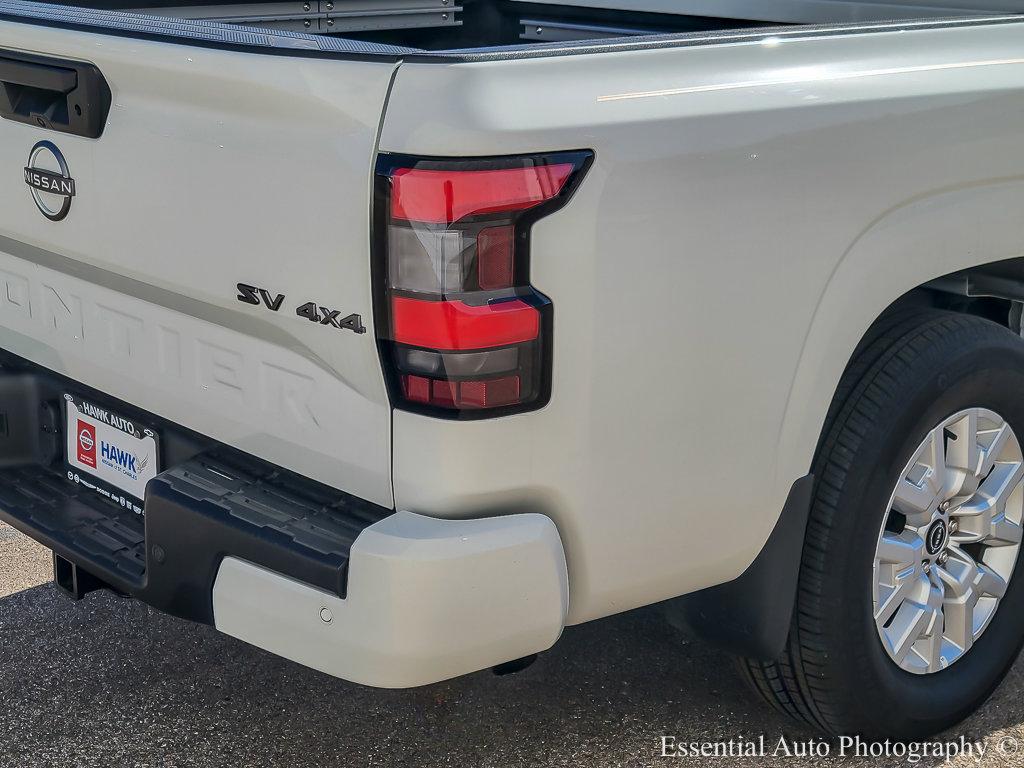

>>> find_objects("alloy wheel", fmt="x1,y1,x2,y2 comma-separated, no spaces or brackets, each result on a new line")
873,408,1024,674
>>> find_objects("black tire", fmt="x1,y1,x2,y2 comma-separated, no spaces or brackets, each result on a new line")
742,310,1024,738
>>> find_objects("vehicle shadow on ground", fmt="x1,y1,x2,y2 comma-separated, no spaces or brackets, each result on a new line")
1,579,1023,768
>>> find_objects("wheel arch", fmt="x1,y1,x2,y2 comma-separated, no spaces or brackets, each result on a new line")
684,182,1024,662
776,179,1024,494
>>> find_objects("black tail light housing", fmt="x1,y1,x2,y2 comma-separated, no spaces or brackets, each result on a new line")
374,151,593,419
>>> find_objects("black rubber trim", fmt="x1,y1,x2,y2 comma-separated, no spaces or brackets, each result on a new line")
0,0,1022,61
673,473,814,660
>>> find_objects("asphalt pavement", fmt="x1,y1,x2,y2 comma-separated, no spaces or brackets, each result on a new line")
3,521,1024,768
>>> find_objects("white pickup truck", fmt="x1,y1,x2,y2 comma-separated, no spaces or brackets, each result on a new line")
3,0,1024,740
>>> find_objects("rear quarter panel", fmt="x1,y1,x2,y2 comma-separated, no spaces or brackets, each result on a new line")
380,20,1024,624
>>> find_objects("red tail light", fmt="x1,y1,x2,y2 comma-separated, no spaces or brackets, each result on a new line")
375,152,592,418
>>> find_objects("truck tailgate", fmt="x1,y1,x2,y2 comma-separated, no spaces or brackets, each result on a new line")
0,22,398,506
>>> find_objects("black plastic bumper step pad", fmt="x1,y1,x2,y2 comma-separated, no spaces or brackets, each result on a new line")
0,465,146,586
0,447,391,624
155,450,387,561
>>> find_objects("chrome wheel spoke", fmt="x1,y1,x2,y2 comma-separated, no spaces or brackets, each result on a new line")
941,546,1006,599
921,619,945,673
892,477,937,521
977,562,1009,599
892,426,948,522
988,513,1024,548
937,551,982,652
977,423,1013,478
951,461,1024,543
873,408,1024,674
877,531,924,569
946,411,980,497
875,567,919,627
884,576,943,665
938,550,979,598
942,591,976,653
874,532,926,628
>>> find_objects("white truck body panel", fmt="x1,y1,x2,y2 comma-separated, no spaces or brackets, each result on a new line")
380,19,1024,623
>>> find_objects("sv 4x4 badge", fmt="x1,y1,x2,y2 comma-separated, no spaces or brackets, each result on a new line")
236,282,366,335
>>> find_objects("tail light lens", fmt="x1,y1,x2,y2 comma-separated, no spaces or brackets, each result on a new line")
375,151,592,418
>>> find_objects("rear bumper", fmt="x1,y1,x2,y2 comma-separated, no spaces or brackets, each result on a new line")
214,511,568,688
0,359,569,688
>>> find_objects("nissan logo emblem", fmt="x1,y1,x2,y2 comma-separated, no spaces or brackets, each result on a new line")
78,428,94,452
23,140,76,222
925,519,948,556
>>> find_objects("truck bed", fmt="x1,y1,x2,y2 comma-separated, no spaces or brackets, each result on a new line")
26,0,1024,50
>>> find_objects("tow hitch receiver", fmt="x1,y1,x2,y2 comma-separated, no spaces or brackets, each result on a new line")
53,552,107,601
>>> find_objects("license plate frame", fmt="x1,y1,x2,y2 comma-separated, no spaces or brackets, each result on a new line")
64,393,160,514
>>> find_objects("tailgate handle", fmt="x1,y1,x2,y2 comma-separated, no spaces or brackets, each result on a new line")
0,50,111,139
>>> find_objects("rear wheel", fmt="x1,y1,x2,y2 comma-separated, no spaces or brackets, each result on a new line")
742,310,1024,738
